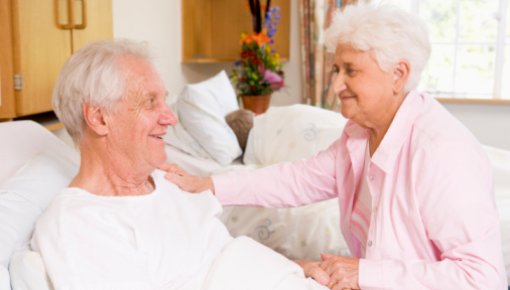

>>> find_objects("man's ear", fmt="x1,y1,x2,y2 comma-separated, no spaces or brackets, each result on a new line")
82,103,109,136
393,59,410,94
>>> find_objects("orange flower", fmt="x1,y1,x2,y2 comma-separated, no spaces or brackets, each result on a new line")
241,30,270,46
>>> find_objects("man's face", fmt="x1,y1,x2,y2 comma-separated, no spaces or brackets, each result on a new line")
105,56,177,172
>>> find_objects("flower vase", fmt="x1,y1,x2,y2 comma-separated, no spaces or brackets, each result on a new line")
240,94,271,115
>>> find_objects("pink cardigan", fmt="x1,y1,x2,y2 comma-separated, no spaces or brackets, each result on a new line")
213,91,507,289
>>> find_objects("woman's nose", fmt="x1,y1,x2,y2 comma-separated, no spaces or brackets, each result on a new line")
332,72,346,95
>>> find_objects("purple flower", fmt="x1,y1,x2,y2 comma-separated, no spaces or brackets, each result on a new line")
264,6,281,42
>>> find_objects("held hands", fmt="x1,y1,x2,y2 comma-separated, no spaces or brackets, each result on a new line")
160,164,215,194
295,255,360,290
320,254,360,290
294,259,330,285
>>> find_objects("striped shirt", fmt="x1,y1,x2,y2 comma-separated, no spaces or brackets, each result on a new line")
350,144,372,257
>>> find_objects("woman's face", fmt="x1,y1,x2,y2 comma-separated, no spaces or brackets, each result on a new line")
332,44,402,129
106,56,177,171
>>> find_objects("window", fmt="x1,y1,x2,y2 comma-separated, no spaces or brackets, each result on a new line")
376,0,509,101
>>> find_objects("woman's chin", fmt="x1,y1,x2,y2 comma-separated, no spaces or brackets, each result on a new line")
339,106,354,120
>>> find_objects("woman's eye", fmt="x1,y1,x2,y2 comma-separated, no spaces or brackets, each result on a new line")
346,68,357,76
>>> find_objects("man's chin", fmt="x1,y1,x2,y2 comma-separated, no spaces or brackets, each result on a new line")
154,154,168,169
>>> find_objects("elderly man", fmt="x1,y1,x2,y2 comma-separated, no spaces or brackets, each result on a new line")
31,40,329,290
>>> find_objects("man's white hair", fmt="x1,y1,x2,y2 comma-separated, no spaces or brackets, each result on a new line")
52,39,152,144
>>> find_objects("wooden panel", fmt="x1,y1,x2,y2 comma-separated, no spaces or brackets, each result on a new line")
71,0,112,52
182,0,213,60
182,0,290,63
0,0,16,118
13,0,72,116
437,98,510,105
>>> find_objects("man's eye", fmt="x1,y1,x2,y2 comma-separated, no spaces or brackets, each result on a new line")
332,65,340,73
144,98,156,108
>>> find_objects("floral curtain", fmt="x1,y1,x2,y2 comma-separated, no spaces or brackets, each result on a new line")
299,0,358,109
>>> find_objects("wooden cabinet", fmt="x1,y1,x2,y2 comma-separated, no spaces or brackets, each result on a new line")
0,0,112,119
182,0,290,63
0,0,16,118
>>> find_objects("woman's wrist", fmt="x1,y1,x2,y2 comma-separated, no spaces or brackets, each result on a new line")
202,176,215,194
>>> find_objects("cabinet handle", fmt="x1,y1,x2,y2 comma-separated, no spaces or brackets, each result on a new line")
55,0,74,29
73,0,87,30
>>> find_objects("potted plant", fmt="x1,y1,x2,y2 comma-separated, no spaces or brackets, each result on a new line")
230,0,284,115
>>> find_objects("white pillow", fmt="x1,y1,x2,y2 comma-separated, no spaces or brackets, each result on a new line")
0,153,77,268
0,264,10,290
163,102,211,159
496,198,510,284
9,250,53,290
244,104,347,166
177,70,242,165
483,145,510,199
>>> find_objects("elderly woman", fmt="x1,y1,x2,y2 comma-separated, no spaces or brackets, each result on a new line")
166,3,508,289
31,40,331,290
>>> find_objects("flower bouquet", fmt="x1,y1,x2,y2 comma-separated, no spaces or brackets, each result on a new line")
230,0,284,113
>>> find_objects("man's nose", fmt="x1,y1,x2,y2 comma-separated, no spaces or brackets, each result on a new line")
160,105,178,126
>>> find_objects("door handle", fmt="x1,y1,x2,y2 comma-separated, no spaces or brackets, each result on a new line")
73,0,87,30
55,0,74,29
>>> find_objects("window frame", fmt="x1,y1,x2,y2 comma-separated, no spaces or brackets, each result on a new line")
384,0,510,104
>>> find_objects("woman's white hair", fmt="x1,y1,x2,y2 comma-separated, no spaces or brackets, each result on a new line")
52,39,152,144
325,3,431,92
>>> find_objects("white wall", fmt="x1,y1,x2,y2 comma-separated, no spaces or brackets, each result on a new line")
441,103,510,150
112,0,301,106
112,0,510,150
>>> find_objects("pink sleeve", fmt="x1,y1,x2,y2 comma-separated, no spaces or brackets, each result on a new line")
213,139,344,207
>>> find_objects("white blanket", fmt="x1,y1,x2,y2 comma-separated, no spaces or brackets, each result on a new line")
203,236,328,290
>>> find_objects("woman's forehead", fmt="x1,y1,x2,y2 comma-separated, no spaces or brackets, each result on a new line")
335,45,377,63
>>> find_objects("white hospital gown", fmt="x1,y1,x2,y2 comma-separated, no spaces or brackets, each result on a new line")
31,170,232,290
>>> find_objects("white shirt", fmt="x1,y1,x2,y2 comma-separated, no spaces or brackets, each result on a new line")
31,170,233,290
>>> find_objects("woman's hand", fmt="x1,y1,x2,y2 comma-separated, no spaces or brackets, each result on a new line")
160,164,215,194
319,254,360,290
293,259,330,286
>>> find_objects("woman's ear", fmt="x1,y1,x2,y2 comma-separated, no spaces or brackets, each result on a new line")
82,103,109,136
393,59,410,94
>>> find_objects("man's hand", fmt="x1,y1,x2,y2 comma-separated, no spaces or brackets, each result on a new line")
293,259,330,286
160,164,215,193
319,254,360,290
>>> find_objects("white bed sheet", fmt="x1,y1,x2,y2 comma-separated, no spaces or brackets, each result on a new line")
164,144,256,176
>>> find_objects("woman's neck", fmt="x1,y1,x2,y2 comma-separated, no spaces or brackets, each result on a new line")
366,92,406,155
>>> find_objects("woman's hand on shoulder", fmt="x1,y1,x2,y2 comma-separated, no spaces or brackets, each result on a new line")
160,163,215,194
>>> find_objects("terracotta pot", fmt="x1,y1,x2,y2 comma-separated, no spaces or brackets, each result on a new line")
240,94,271,115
